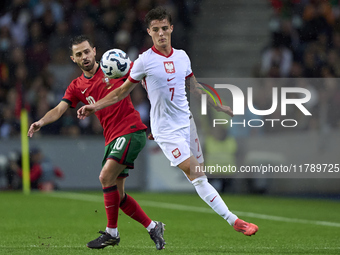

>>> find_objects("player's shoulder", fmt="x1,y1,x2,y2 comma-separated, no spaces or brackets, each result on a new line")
172,48,190,59
131,49,149,67
68,71,90,89
139,48,153,59
71,74,83,84
172,48,186,54
132,48,154,69
68,76,81,88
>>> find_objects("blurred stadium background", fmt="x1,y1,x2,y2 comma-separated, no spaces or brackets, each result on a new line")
0,0,339,197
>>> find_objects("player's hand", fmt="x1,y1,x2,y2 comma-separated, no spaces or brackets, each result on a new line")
77,105,96,119
217,105,234,117
27,121,43,137
148,133,154,140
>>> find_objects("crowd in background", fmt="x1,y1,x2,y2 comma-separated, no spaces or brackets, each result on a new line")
0,146,63,190
1,0,339,138
0,0,201,139
257,0,340,131
263,0,340,78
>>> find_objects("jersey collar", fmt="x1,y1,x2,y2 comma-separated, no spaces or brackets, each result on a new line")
151,46,173,58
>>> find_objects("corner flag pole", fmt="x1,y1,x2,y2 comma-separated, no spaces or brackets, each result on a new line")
21,108,30,194
20,79,30,195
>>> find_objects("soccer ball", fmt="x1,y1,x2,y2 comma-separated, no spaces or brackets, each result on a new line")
100,49,131,79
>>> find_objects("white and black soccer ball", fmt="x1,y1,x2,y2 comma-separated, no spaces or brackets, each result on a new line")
100,49,131,79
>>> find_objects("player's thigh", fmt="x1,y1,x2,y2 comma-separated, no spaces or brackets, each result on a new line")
177,155,205,181
155,132,191,167
190,117,204,164
100,159,127,185
102,130,146,178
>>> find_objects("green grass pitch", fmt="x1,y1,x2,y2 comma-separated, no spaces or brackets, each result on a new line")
1,191,339,254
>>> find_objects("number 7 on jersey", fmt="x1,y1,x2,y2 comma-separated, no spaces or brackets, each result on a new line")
169,87,175,101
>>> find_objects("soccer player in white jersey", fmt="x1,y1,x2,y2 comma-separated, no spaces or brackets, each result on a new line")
78,7,258,238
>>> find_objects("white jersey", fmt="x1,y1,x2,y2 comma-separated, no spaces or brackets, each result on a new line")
129,46,192,136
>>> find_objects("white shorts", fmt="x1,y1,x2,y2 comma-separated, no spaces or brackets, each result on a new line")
154,116,204,166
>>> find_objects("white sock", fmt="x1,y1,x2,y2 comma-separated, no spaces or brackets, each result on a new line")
106,227,118,237
146,221,156,232
191,176,238,226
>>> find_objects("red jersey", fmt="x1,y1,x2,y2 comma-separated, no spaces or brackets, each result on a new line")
62,64,147,145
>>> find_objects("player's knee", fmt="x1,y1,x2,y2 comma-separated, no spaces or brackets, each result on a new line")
191,175,208,186
98,173,105,185
187,167,206,181
99,171,112,186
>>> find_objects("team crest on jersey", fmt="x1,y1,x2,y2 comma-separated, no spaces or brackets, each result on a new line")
102,76,113,89
164,61,175,73
172,148,181,158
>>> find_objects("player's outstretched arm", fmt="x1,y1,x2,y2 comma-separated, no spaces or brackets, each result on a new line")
28,101,69,137
185,75,234,117
77,79,138,119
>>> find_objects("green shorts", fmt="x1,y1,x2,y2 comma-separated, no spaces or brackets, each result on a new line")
102,130,146,178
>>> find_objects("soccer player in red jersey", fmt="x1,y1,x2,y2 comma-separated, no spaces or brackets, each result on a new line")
27,35,165,250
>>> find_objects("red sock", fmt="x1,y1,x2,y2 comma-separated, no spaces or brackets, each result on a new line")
103,186,120,228
120,194,152,228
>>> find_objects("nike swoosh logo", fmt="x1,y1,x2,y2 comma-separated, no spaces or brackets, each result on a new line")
196,154,202,159
110,151,119,154
81,88,88,94
105,205,115,209
210,195,217,202
167,77,175,82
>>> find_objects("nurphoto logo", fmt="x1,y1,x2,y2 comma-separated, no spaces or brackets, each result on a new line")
200,84,312,128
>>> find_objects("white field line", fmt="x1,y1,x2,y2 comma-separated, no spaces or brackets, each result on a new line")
0,245,339,250
0,244,155,249
46,192,340,228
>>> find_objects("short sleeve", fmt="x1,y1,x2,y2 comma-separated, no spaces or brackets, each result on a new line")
129,55,146,82
184,52,193,78
62,82,80,108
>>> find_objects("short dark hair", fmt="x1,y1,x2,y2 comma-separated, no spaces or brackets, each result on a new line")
69,35,94,54
144,7,172,28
